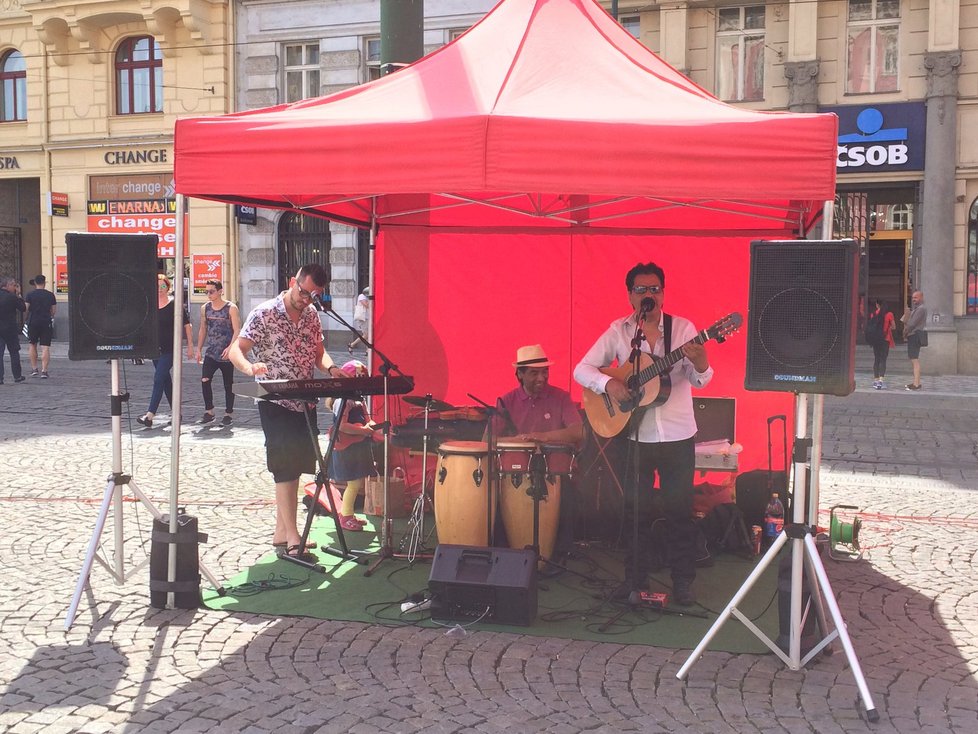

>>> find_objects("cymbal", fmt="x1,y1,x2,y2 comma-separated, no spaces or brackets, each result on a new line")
403,395,456,411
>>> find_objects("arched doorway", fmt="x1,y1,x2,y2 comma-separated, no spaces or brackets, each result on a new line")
277,212,331,291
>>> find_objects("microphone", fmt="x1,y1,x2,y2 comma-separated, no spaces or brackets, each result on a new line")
640,297,655,313
317,293,332,311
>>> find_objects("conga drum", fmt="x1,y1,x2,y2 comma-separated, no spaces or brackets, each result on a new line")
498,443,562,564
541,443,576,478
496,440,537,479
434,441,495,546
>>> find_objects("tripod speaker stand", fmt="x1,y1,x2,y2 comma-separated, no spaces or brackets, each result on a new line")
65,360,225,630
676,393,878,721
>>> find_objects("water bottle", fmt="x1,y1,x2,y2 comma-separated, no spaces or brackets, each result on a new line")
763,493,785,548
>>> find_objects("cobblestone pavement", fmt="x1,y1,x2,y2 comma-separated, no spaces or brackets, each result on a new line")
1,348,976,733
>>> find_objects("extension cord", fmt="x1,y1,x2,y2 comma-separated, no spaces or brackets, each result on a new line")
400,598,431,613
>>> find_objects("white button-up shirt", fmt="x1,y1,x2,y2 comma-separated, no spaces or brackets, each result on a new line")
574,313,713,443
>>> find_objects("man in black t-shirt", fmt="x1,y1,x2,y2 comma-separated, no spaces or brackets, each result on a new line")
25,275,57,379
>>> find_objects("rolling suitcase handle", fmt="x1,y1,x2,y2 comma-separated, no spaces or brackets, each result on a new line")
766,414,788,511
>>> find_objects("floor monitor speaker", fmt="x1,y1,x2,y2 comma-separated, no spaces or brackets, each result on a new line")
66,233,160,361
428,544,537,626
745,240,859,396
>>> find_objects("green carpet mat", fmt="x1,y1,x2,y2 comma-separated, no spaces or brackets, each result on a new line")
202,516,781,652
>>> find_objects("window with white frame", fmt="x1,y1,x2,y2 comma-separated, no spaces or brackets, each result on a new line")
449,28,470,42
716,6,765,102
365,37,382,81
620,15,640,39
284,43,320,103
846,0,899,94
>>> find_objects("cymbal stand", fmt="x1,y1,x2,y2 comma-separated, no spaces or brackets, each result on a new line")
403,394,437,561
676,393,878,722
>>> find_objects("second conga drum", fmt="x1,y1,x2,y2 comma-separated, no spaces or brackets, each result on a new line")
434,441,495,547
499,466,561,565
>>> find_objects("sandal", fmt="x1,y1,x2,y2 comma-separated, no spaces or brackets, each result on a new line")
338,515,364,531
279,544,317,561
273,541,317,552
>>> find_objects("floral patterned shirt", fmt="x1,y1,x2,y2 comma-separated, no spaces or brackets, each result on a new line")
240,292,323,412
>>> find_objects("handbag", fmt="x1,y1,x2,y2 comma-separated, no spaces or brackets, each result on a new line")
917,330,928,347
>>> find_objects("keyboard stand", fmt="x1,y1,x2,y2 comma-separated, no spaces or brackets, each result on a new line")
283,398,370,571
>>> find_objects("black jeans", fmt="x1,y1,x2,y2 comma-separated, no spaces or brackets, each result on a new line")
626,436,696,585
0,328,24,382
201,356,235,412
872,341,890,378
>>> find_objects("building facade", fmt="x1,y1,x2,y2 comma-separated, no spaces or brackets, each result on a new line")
4,1,976,372
232,0,497,337
614,0,974,374
0,0,233,336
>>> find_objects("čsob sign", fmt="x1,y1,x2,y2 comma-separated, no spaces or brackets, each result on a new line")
821,102,926,173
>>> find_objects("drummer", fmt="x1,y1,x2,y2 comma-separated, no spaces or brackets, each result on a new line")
491,344,584,563
491,344,584,447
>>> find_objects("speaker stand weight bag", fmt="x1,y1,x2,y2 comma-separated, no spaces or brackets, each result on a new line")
65,360,226,629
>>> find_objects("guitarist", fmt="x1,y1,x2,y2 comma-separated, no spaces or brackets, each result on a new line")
573,262,712,606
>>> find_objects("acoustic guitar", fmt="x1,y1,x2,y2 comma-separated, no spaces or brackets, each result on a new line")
581,312,743,438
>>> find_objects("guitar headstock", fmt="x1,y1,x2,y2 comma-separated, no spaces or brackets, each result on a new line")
707,312,743,344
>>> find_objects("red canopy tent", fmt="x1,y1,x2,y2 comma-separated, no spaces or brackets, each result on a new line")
174,0,839,470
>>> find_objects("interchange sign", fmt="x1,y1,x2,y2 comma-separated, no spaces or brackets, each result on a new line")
87,173,186,257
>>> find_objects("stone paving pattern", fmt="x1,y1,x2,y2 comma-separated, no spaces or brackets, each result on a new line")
1,346,976,733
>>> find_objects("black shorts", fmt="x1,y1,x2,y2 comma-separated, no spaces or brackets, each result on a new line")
907,333,921,360
27,321,53,347
258,400,318,483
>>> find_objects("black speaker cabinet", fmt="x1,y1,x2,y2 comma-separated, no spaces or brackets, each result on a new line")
66,232,160,361
745,240,859,396
428,545,537,626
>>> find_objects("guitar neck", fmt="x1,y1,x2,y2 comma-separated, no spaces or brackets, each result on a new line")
636,331,707,385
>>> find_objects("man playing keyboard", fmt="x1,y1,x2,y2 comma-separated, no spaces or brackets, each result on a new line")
228,264,347,561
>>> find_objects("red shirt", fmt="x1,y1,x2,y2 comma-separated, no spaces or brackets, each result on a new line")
494,384,581,436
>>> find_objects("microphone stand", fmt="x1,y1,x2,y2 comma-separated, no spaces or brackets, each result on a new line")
467,393,501,547
318,298,410,577
624,301,651,599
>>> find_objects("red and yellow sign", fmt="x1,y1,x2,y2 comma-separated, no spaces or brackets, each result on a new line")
55,255,68,294
192,254,224,295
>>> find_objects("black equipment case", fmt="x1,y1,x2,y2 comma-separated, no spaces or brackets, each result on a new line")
735,415,788,529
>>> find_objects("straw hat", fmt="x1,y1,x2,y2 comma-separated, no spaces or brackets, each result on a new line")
513,344,554,368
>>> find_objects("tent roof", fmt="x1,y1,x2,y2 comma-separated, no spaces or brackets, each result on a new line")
174,0,837,235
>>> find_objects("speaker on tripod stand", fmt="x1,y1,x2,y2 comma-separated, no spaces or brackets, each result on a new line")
745,239,859,397
66,232,160,361
680,239,878,722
